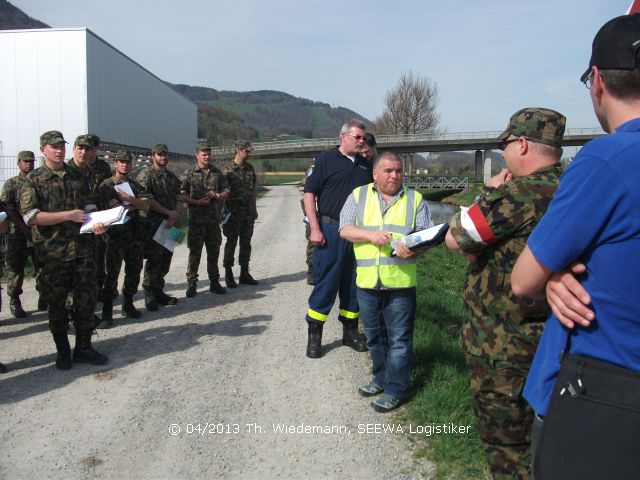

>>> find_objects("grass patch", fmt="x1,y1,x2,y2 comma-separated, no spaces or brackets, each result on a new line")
408,245,489,479
443,184,483,206
260,175,302,186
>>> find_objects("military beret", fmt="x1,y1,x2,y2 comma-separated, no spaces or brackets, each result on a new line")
152,143,169,154
196,141,212,152
74,134,94,148
40,130,67,146
235,139,252,151
114,150,132,162
498,108,566,148
18,150,35,162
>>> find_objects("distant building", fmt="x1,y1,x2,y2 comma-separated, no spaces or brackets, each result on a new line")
0,27,197,184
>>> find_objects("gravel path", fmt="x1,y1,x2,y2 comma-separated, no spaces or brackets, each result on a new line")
0,185,434,480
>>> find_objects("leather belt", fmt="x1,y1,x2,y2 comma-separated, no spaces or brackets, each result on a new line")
320,215,339,225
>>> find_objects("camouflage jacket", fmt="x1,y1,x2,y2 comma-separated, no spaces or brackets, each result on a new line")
99,175,150,236
221,160,256,217
20,163,95,262
448,164,562,363
67,158,113,208
1,175,30,235
180,164,229,224
135,165,181,222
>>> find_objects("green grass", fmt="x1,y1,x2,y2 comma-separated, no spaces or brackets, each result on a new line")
406,245,489,479
260,175,302,186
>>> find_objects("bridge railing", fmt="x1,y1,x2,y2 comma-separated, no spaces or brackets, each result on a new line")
404,175,470,189
210,128,606,155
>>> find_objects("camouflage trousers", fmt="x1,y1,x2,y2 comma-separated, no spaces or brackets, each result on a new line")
39,256,97,334
305,223,313,267
466,353,534,480
187,222,222,283
222,213,254,268
103,230,143,297
142,222,173,290
95,234,106,294
5,231,40,298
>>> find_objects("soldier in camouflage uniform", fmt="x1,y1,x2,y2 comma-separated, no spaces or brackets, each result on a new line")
1,150,45,317
445,108,566,479
0,201,8,373
181,141,230,297
67,134,112,301
136,143,182,310
97,150,150,328
221,139,259,287
20,130,109,370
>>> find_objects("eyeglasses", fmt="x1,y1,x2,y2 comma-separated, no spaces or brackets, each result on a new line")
347,134,366,141
583,70,595,89
498,138,519,151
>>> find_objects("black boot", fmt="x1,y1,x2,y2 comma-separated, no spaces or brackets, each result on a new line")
144,287,158,311
155,288,178,306
306,266,314,286
225,267,237,288
52,331,72,370
306,322,323,359
97,298,113,329
239,265,258,285
9,297,27,318
209,279,226,294
342,319,368,352
186,281,197,298
123,294,142,319
0,362,7,374
37,295,48,311
73,329,108,365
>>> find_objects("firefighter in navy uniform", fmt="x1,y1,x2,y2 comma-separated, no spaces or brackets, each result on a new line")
303,120,373,358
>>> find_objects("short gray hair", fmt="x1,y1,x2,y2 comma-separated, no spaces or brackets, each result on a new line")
340,120,366,135
372,151,402,170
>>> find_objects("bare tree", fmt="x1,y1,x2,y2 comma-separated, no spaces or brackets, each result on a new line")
374,71,441,174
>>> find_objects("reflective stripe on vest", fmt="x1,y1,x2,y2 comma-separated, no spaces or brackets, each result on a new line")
353,184,421,289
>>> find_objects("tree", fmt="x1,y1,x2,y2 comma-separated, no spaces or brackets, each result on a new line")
374,71,441,174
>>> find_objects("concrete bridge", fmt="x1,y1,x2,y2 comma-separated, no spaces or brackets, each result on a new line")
211,128,606,161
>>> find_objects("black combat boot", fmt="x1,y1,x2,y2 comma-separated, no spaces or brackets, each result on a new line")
208,279,226,294
122,294,142,319
186,281,197,298
239,265,258,285
9,296,27,318
37,295,48,311
306,266,314,286
306,322,323,359
155,288,178,306
342,319,368,352
97,298,113,329
0,362,7,374
225,267,237,288
144,287,158,311
73,329,108,365
52,331,72,370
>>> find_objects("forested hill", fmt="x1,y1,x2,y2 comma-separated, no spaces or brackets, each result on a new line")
0,0,49,29
171,84,371,145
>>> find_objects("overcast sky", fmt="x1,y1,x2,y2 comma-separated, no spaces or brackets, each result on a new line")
9,0,633,133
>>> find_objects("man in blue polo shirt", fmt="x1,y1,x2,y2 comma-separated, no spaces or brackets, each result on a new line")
303,120,373,358
512,13,640,474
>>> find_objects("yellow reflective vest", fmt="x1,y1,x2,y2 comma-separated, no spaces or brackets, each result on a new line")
353,183,422,289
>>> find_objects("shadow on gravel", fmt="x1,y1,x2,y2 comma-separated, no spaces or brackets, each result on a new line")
0,315,270,405
0,318,49,340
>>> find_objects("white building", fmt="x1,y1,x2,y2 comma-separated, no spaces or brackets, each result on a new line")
0,27,197,183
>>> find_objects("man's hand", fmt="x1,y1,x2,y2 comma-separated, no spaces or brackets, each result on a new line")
485,168,513,188
92,222,108,235
67,209,86,223
546,262,594,329
395,241,417,259
199,197,211,206
309,227,325,247
167,209,179,222
368,231,392,246
115,189,135,204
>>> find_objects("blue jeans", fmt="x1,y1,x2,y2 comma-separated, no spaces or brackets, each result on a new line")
357,287,416,399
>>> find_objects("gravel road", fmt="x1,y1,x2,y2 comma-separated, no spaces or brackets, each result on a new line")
0,185,434,480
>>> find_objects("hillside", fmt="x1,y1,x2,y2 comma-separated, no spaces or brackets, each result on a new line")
172,84,370,145
0,0,49,29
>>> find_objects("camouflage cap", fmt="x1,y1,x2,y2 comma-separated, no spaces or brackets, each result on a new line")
235,139,252,151
39,130,68,146
114,150,132,163
498,108,566,148
196,141,212,152
74,134,94,148
87,133,101,147
151,143,169,154
18,150,35,162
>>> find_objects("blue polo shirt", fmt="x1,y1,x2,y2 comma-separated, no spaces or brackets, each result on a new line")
304,147,372,220
523,118,640,415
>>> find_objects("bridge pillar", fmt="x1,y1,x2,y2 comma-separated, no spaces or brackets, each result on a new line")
474,150,483,182
483,150,492,183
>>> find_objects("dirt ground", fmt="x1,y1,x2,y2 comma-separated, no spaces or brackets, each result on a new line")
0,185,434,480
